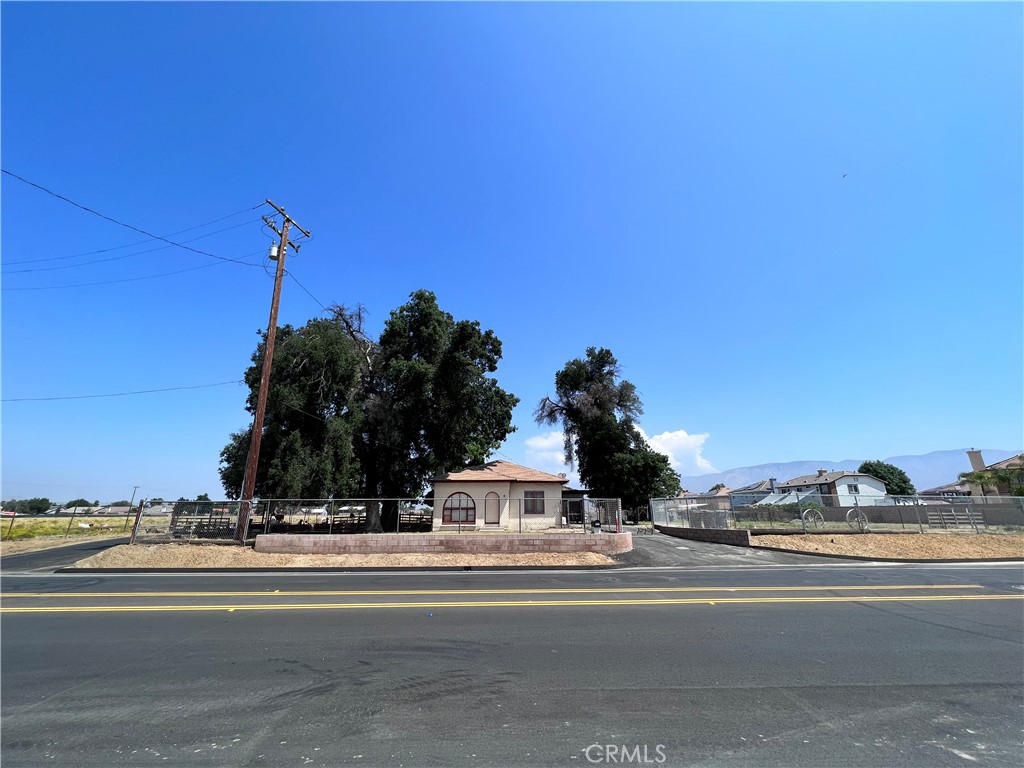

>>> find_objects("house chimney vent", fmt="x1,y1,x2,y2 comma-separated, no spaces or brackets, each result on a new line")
769,477,778,492
967,450,986,473
817,468,828,477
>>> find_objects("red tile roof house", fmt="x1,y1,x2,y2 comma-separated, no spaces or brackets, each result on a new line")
431,461,569,531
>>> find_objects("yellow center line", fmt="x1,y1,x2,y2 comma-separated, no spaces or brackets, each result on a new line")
1,594,1020,614
0,584,986,599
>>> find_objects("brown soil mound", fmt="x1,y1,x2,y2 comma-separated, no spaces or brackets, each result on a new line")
752,532,1024,560
71,543,614,569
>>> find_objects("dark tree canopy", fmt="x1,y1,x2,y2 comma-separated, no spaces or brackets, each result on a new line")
64,498,93,509
857,460,916,496
536,347,680,509
219,290,519,531
219,317,362,500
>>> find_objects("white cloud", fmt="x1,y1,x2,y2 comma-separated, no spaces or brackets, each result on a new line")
522,427,715,486
523,431,580,487
639,427,717,476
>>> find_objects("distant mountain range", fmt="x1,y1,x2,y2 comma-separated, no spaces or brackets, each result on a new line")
679,449,1021,495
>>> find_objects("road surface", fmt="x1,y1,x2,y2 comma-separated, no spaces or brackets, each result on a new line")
3,562,1022,767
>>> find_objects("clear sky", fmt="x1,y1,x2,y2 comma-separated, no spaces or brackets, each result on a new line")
2,1,1021,503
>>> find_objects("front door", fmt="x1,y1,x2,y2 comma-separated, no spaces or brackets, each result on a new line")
484,492,501,524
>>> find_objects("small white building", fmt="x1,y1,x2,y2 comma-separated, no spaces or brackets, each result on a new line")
431,461,569,531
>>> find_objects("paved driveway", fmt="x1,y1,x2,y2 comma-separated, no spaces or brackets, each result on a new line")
615,528,832,567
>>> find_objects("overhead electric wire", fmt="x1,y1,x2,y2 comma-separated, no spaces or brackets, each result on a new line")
2,380,243,403
3,205,268,266
1,169,266,267
286,270,330,312
3,218,266,273
1,249,266,290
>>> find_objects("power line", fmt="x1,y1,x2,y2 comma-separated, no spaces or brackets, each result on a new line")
286,270,330,312
2,380,243,403
3,218,265,273
1,169,264,267
3,205,267,266
1,250,266,290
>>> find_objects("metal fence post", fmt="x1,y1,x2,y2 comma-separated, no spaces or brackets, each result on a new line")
65,509,78,538
5,510,16,540
914,505,924,534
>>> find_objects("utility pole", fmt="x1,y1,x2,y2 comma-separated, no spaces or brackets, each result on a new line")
235,200,311,542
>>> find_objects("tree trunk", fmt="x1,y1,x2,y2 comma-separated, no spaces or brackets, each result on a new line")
364,499,383,533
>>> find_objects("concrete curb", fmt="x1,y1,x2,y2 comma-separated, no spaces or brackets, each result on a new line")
55,564,620,574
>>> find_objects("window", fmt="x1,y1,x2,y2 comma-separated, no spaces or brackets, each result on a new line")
442,492,476,523
847,484,860,494
523,490,545,515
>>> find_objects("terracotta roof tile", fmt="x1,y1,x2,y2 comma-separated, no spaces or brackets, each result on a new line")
436,461,569,484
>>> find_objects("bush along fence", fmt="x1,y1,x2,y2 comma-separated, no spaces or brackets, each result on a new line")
649,494,1024,534
128,496,623,544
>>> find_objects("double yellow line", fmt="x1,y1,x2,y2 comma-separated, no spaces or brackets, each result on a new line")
3,584,1020,614
2,595,1020,614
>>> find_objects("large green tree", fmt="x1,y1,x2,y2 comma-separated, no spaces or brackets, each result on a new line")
219,316,363,500
536,347,680,509
338,290,520,530
219,290,519,531
857,460,916,496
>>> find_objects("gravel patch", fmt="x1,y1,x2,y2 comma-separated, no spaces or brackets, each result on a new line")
752,532,1024,560
70,543,614,569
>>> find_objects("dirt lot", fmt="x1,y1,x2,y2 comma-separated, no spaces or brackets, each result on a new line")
752,532,1024,559
71,543,614,569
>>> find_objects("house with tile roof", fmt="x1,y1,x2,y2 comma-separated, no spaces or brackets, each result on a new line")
430,461,570,530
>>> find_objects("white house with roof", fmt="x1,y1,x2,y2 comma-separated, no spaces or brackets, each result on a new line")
431,461,569,531
728,479,775,508
768,469,887,507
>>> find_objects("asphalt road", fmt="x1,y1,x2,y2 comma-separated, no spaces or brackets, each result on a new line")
0,536,129,572
3,563,1022,768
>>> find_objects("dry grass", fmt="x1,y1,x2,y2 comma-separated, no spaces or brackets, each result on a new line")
752,532,1024,560
71,543,614,569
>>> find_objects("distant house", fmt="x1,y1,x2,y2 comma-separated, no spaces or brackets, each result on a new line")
963,451,1024,496
431,461,569,530
919,480,971,497
756,469,887,507
729,479,775,508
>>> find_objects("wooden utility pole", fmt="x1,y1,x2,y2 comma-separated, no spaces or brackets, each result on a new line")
235,200,311,542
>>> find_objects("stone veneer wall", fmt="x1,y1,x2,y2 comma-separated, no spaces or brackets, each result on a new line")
255,532,633,555
655,525,751,547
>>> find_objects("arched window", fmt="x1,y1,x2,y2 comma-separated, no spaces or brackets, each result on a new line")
442,492,476,524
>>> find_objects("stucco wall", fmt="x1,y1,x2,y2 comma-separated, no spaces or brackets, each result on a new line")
431,481,564,531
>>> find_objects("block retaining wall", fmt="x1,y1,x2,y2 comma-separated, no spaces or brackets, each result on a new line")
255,532,633,555
655,525,751,547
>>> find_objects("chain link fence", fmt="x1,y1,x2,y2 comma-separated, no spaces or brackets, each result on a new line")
650,494,1024,533
129,496,623,544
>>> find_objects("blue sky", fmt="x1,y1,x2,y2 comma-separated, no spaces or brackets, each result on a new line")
2,2,1021,503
